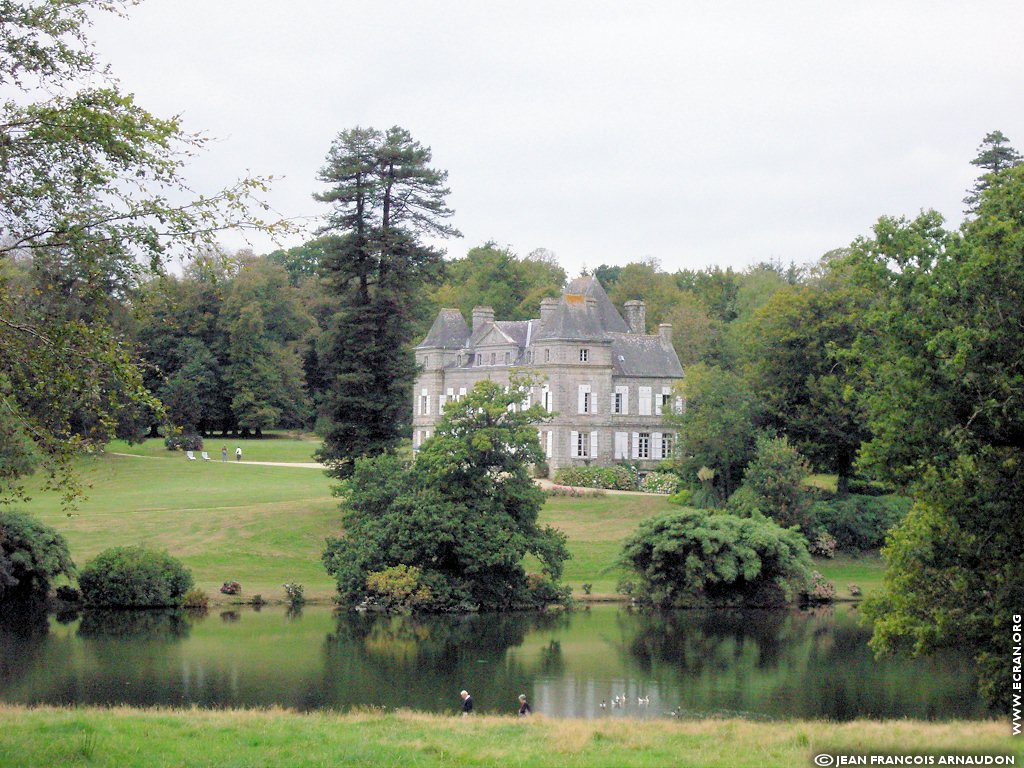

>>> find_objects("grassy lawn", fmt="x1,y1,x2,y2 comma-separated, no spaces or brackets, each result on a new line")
816,552,886,599
539,494,678,595
0,706,1015,768
24,452,341,602
17,450,885,604
108,433,322,463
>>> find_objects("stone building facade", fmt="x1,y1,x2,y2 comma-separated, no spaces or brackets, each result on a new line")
412,277,684,475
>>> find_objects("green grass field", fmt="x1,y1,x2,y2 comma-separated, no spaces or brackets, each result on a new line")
107,434,322,463
0,706,1015,768
17,437,884,603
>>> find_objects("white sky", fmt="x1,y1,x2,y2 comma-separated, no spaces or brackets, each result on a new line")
91,0,1024,276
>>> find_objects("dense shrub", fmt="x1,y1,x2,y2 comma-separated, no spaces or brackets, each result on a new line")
283,582,304,606
364,565,433,612
730,434,814,531
78,546,193,607
182,588,209,609
808,531,838,558
639,471,679,494
846,478,898,496
802,571,836,603
811,494,911,551
164,432,203,452
546,485,606,498
554,464,638,490
0,510,75,601
667,488,693,507
620,509,813,608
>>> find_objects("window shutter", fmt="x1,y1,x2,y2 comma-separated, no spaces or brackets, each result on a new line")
590,431,598,459
639,386,652,416
621,386,630,415
439,394,446,413
631,432,640,459
610,392,617,413
570,431,579,458
614,432,626,459
653,432,663,459
546,429,553,458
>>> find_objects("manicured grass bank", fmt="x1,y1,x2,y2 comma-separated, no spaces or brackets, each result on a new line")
0,706,1015,768
21,438,884,603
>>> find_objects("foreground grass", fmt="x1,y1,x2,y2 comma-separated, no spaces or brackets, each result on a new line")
0,706,1016,768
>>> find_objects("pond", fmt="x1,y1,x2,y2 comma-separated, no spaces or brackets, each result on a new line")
0,602,984,720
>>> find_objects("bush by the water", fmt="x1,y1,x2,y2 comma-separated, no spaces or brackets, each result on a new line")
78,546,193,607
620,509,813,607
0,510,75,602
323,378,569,612
554,464,637,490
812,494,911,551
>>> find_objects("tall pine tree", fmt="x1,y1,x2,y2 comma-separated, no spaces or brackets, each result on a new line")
314,127,459,476
962,130,1022,214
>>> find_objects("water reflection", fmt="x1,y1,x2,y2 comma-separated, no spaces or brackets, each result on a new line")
0,604,985,720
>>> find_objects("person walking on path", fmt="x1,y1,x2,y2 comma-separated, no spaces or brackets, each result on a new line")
235,446,242,462
460,690,473,716
518,694,532,716
221,446,227,462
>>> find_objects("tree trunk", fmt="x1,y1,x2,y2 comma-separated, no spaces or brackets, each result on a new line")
836,473,849,496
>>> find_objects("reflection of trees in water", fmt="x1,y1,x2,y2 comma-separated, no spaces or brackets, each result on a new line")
77,609,191,641
322,611,569,713
618,606,984,720
625,609,797,674
0,600,51,683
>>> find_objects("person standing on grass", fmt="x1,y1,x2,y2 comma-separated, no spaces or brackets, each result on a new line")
518,694,532,716
221,446,227,462
460,690,473,716
235,446,242,462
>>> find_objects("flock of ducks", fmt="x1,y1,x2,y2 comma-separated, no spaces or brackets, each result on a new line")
599,694,650,709
599,695,684,717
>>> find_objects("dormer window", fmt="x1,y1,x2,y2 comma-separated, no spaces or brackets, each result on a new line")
545,348,551,362
490,352,496,366
579,348,589,362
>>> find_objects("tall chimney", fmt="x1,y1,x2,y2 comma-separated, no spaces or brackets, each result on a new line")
658,323,673,345
471,306,494,333
624,300,646,334
539,297,558,326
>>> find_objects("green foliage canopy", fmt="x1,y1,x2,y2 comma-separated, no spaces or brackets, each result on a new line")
853,165,1024,709
323,376,569,611
78,546,193,607
620,509,812,608
0,510,75,601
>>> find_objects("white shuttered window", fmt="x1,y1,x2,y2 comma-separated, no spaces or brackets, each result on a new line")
577,384,592,414
614,432,628,459
638,386,652,416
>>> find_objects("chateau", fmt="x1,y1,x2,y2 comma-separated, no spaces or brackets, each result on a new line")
413,277,684,475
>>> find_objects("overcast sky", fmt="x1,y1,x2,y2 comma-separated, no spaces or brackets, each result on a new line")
91,0,1024,276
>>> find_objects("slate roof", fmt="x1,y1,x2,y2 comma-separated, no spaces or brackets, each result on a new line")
532,294,606,341
494,320,534,348
564,276,630,333
609,333,684,377
416,279,684,378
416,308,470,349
